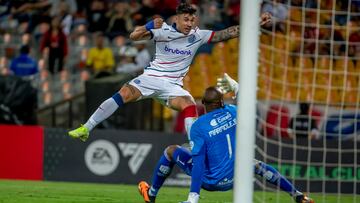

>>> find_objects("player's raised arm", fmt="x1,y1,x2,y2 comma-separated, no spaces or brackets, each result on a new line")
129,18,164,41
210,25,240,43
210,12,272,43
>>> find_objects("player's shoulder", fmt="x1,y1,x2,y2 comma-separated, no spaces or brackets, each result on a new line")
193,110,217,127
192,116,204,128
192,113,211,129
194,26,208,31
194,26,213,34
159,22,172,30
224,105,237,117
224,104,237,111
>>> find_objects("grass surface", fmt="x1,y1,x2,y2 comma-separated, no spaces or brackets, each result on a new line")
0,179,358,203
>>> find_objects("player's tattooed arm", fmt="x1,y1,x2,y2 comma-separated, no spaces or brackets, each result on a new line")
211,25,239,43
210,12,272,43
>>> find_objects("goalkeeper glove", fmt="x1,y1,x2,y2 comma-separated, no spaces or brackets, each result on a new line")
179,192,199,203
216,73,239,95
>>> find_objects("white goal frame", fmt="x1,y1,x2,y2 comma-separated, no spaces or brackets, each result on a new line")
234,0,261,203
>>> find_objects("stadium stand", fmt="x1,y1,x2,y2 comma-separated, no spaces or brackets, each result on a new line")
0,0,359,127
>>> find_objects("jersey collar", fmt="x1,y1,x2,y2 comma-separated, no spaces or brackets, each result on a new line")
172,23,181,33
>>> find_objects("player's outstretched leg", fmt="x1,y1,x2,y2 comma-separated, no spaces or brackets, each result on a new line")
169,96,198,139
68,124,89,142
138,146,175,202
182,105,198,138
138,145,192,202
253,160,314,203
68,92,124,141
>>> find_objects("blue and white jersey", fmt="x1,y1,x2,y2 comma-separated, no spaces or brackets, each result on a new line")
190,104,237,186
147,23,214,85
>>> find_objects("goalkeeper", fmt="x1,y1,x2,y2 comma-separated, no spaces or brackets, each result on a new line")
138,75,314,203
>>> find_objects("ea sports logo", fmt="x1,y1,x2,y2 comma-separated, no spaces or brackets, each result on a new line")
85,140,119,176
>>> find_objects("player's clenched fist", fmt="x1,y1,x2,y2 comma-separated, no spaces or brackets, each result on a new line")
153,18,164,29
145,18,164,31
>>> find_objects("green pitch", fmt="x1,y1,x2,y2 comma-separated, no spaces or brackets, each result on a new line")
0,179,358,203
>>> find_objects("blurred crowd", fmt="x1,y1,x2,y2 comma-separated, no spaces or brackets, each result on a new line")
0,0,240,107
261,0,360,57
257,0,360,106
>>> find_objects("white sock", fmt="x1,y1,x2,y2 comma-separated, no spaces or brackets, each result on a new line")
291,190,303,198
148,186,157,197
184,117,197,140
84,98,119,131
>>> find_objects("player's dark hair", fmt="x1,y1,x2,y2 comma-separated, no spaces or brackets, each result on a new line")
176,2,197,15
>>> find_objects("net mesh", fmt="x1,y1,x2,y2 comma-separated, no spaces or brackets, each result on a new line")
255,0,360,202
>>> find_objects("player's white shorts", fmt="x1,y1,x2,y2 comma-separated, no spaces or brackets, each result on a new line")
128,74,193,106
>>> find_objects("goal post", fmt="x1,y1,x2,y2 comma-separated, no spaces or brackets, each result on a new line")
234,0,261,203
234,0,360,202
252,0,360,202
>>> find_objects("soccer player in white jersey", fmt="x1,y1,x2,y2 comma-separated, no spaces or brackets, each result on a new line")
68,2,272,141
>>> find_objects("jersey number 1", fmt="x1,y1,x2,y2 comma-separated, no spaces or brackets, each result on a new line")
226,134,233,159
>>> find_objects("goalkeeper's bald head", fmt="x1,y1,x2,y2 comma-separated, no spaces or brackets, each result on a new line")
202,86,224,113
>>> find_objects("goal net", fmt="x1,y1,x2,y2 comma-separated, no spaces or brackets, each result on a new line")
255,0,360,202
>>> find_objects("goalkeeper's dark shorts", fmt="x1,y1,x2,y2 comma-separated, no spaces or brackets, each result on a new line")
202,177,233,192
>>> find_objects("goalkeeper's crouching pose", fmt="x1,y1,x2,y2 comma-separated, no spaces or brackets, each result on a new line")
138,74,314,203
